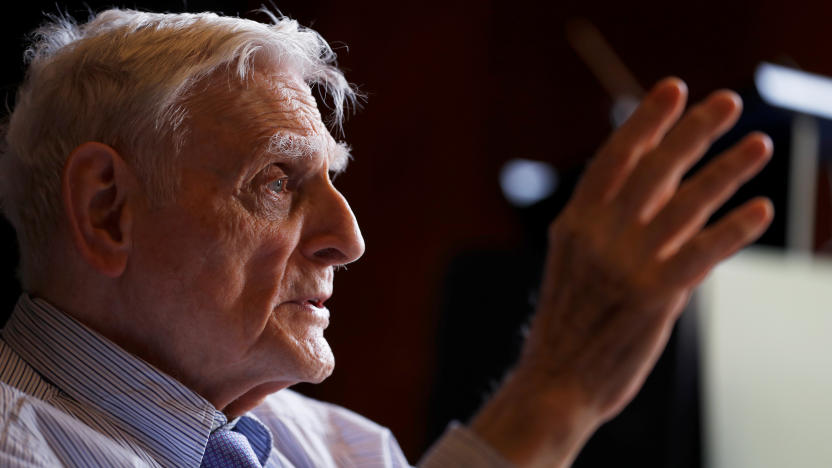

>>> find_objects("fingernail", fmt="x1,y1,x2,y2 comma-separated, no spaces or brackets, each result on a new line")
749,198,774,222
653,77,686,104
710,91,742,115
744,132,773,160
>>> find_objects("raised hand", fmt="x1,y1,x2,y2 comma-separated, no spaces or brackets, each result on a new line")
470,78,773,468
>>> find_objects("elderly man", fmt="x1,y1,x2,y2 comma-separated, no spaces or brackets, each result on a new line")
0,8,772,468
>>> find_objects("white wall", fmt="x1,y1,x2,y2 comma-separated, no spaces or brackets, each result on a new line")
699,248,832,468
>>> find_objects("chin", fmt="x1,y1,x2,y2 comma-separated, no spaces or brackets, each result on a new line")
304,360,334,384
296,336,335,384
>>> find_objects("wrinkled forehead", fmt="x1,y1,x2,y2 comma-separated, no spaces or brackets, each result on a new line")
186,69,349,171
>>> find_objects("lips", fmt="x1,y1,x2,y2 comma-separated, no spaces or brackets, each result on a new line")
280,298,330,327
289,294,329,309
279,287,332,319
283,298,328,310
281,293,331,314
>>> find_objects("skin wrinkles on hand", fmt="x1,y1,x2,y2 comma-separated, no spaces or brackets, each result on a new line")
469,78,773,468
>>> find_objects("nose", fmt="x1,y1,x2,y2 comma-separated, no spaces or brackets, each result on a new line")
300,179,365,267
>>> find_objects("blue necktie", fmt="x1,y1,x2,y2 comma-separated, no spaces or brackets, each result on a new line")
201,429,261,468
201,416,272,468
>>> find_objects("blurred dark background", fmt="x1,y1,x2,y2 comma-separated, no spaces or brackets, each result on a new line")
3,0,832,466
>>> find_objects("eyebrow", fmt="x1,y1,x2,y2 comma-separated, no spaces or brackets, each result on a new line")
266,133,351,174
331,142,352,175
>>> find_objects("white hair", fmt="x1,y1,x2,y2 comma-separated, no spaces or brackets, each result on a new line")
0,8,358,288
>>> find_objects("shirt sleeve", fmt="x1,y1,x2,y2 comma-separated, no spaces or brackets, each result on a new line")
418,422,514,468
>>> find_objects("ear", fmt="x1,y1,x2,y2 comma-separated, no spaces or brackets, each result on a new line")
62,142,134,278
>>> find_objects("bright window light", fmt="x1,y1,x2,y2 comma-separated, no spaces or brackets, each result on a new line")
755,62,832,119
499,159,558,207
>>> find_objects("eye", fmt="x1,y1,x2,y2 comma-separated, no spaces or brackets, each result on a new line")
268,177,289,194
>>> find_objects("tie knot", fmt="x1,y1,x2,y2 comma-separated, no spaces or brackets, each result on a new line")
201,416,272,468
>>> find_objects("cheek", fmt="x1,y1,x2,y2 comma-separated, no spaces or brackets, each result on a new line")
136,200,294,333
188,210,296,331
162,210,253,294
234,224,298,316
196,204,315,348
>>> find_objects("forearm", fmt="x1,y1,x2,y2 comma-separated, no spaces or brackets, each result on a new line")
469,367,599,468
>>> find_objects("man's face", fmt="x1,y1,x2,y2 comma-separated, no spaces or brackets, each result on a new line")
123,70,364,409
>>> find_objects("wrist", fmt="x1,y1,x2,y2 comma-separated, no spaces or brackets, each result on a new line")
469,366,600,467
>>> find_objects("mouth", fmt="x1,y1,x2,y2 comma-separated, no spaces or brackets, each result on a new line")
280,295,331,324
277,286,332,325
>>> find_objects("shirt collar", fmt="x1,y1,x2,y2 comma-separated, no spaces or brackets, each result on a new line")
2,294,225,468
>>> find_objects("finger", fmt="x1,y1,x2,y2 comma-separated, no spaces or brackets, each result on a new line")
659,197,773,288
645,132,772,259
614,90,742,224
572,78,687,207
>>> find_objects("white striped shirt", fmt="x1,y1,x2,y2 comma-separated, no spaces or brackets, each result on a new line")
0,295,511,467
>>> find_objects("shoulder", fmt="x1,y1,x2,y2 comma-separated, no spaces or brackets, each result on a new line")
0,382,144,467
0,338,64,466
0,382,61,466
